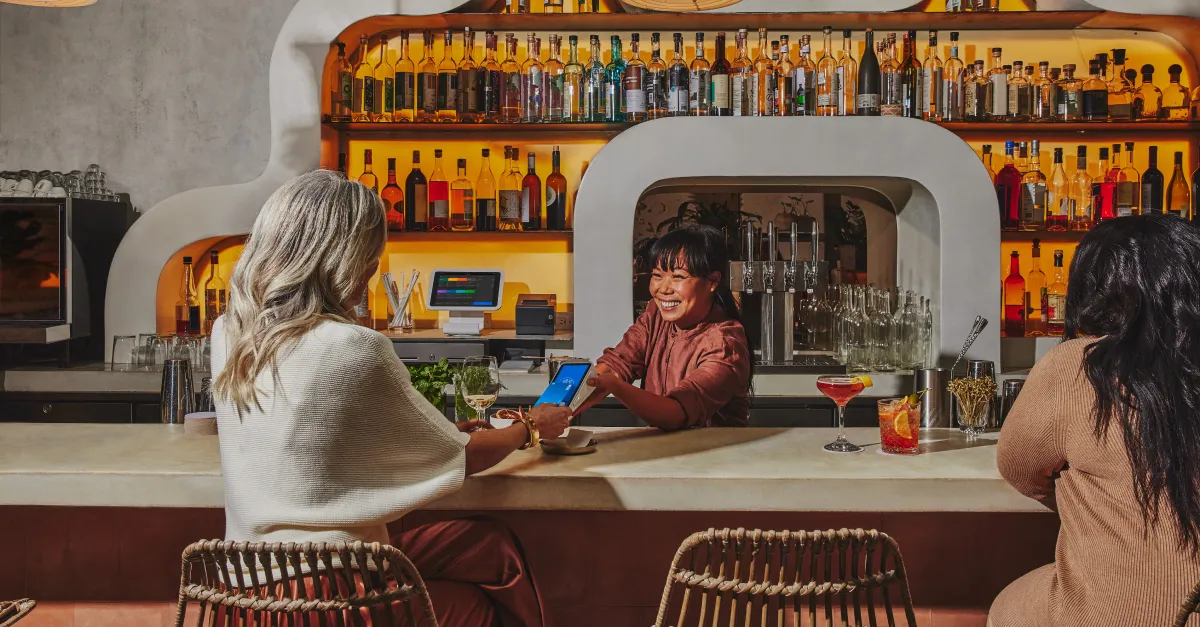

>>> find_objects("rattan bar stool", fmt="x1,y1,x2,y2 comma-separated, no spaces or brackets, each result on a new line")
654,527,918,627
175,539,438,627
0,599,36,627
1174,578,1200,626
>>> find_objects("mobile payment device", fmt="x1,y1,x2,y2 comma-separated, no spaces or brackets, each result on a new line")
535,361,595,412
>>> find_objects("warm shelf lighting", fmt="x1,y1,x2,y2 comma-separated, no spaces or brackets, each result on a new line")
620,0,741,11
1,0,96,6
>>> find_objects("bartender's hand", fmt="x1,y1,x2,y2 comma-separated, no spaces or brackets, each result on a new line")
528,404,571,440
586,368,627,399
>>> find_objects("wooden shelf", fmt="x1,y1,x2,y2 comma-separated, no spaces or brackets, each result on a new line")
386,229,572,237
939,121,1200,138
1001,229,1086,243
327,121,629,140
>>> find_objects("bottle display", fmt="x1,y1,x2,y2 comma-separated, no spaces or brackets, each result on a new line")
501,34,522,123
1107,49,1133,121
176,256,201,336
544,34,566,122
667,33,689,117
522,33,545,123
777,35,796,116
1032,61,1053,121
604,35,626,122
203,250,226,335
1081,59,1109,121
1091,146,1116,222
940,32,963,122
1069,145,1093,231
646,33,667,120
1116,141,1140,217
836,29,857,116
437,30,459,122
584,35,605,122
450,158,475,231
428,149,450,231
381,157,404,230
521,151,543,230
564,35,584,122
457,28,481,123
880,33,903,117
901,31,922,119
475,148,497,231
546,146,569,230
986,47,1007,121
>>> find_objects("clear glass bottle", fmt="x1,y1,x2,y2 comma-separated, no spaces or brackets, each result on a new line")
521,34,545,123
646,33,668,120
1163,64,1192,121
1055,63,1081,121
1167,151,1192,219
816,26,837,116
940,31,964,122
1070,146,1093,231
353,34,376,122
416,31,438,122
1046,250,1067,335
543,34,565,122
869,288,895,371
623,34,647,122
481,31,502,123
500,34,522,123
1032,61,1054,122
330,41,352,122
1081,59,1109,122
1107,48,1134,121
710,32,732,116
985,47,1007,121
794,35,817,116
395,31,415,122
880,33,903,117
1020,140,1047,231
689,32,711,116
730,30,753,116
921,30,942,121
428,149,450,231
768,41,781,115
668,33,689,117
584,35,605,122
450,159,475,231
1026,240,1047,336
1008,60,1031,122
456,28,480,123
604,35,626,122
437,30,458,122
777,35,796,116
499,146,522,231
176,256,201,335
919,297,934,368
1135,64,1162,121
202,250,226,335
836,29,856,116
1116,141,1141,217
964,60,987,121
1047,148,1069,231
563,35,585,122
475,148,496,232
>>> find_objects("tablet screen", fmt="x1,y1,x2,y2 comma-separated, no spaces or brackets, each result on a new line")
536,362,591,407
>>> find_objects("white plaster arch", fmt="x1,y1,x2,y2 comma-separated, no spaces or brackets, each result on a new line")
572,116,1001,367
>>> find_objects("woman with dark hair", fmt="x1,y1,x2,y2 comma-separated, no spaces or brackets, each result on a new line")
990,214,1200,626
580,225,751,429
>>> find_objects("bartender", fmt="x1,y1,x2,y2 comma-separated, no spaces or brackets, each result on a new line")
580,225,751,430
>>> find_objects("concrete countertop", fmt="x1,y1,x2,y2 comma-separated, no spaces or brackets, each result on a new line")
0,423,1043,513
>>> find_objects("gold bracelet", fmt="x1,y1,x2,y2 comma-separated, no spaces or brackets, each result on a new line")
518,412,540,450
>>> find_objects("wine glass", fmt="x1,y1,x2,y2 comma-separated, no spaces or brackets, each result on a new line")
457,356,501,424
816,375,866,453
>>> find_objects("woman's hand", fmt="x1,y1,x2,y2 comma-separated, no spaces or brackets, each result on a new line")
456,419,492,433
528,404,571,441
587,369,627,399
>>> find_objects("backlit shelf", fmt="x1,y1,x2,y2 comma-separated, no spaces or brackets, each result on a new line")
939,121,1200,138
386,229,572,237
1001,229,1086,243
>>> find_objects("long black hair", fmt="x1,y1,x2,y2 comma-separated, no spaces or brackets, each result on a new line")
1064,214,1200,551
648,225,741,323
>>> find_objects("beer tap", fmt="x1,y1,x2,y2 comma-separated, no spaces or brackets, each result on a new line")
806,220,820,289
785,222,799,294
763,222,777,294
742,222,756,295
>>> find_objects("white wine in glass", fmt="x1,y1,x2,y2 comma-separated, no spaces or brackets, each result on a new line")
458,356,501,423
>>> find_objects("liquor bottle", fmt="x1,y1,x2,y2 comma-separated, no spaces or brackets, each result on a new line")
668,33,690,117
381,158,404,230
981,144,995,179
1193,160,1200,225
544,0,563,13
1018,142,1030,174
1045,250,1067,336
395,31,415,122
852,29,880,117
584,35,605,122
996,141,1022,231
428,150,450,231
796,35,817,116
1026,240,1047,335
940,32,963,122
1070,146,1094,231
1116,141,1140,217
689,33,711,116
374,35,395,122
177,256,201,335
985,48,1007,121
1055,64,1081,121
1002,251,1026,338
1091,147,1117,223
476,148,496,232
1031,61,1054,122
1193,82,1200,121
880,34,902,117
836,29,857,116
1134,65,1162,121
756,29,778,116
921,31,942,121
353,34,376,122
437,30,458,122
450,159,474,232
1081,60,1108,122
358,149,378,192
457,28,480,123
1163,64,1191,121
203,250,226,335
522,33,545,123
768,41,782,116
406,150,428,231
964,60,987,121
330,41,353,122
646,33,667,120
543,34,565,122
710,31,732,116
1143,146,1165,214
564,35,585,122
901,31,921,119
521,151,542,231
1107,49,1134,121
604,35,626,122
777,35,795,116
1009,61,1032,122
546,146,568,230
481,31,502,123
337,152,347,177
499,146,522,231
1047,148,1069,231
1020,140,1047,231
816,27,837,116
1167,152,1191,219
500,34,522,123
417,31,437,122
625,33,648,121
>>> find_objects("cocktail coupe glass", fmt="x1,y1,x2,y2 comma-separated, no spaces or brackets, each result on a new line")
817,375,866,453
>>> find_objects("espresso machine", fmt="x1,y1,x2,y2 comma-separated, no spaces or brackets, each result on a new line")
729,220,834,371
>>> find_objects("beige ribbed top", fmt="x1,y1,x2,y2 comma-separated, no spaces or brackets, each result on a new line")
211,318,470,545
998,338,1200,626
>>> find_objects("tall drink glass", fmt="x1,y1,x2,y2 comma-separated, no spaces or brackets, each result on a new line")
878,397,921,454
817,375,866,453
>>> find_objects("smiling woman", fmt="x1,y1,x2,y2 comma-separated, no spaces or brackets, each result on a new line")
578,225,752,430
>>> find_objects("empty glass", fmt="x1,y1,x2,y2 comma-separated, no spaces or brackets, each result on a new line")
173,335,202,366
142,335,173,367
110,335,138,370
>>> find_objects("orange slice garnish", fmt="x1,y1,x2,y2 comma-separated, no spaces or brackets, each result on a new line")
893,409,913,440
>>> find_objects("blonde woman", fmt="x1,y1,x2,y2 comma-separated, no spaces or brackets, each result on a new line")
211,170,570,627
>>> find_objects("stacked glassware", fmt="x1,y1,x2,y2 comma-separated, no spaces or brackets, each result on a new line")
0,164,120,200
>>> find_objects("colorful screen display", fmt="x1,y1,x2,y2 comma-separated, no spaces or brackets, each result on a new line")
536,362,590,407
428,271,501,308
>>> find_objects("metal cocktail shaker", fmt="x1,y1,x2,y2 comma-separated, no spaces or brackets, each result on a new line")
914,368,952,428
161,358,195,424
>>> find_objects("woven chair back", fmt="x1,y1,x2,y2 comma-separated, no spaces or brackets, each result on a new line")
654,528,918,627
0,599,36,627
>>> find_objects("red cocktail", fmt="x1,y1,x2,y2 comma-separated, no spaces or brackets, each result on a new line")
817,375,869,453
877,397,921,455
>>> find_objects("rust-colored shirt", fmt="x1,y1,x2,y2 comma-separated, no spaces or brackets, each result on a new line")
597,305,751,428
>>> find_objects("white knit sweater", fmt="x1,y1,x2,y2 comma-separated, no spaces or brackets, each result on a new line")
211,317,469,545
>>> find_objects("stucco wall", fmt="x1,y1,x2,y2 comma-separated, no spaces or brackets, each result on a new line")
0,0,298,211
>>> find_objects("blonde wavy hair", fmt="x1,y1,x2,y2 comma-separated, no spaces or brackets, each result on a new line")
213,169,386,412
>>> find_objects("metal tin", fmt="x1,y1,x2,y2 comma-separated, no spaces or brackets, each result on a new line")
160,358,195,424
